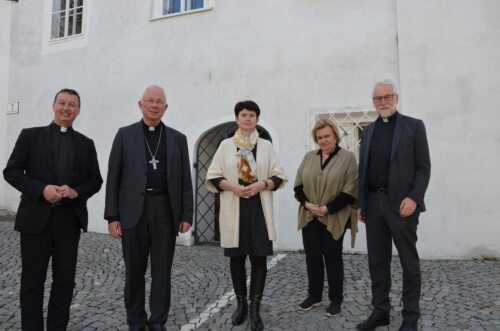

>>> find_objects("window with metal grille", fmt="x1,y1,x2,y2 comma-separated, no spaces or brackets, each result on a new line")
51,0,84,40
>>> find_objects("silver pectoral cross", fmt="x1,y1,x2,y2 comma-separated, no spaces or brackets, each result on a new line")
149,157,159,170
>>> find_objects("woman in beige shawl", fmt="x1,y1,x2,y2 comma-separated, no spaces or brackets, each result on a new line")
294,119,357,317
205,101,287,331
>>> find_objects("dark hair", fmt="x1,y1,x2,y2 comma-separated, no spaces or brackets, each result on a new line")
234,100,260,117
53,88,81,108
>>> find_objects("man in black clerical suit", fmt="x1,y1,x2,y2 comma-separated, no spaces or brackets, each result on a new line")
104,85,193,331
3,88,103,330
357,80,431,331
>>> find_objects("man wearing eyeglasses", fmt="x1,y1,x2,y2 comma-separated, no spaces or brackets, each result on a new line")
357,79,431,331
104,85,193,331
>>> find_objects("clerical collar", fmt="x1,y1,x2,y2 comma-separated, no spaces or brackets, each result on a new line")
50,122,72,133
142,121,162,132
379,111,398,123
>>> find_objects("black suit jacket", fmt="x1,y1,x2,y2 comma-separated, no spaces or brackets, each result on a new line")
104,121,193,232
358,114,431,215
3,124,103,234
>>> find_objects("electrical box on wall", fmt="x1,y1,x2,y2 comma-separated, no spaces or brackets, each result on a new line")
7,102,19,115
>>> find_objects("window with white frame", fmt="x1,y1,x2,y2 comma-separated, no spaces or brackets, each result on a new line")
51,0,84,40
164,0,204,15
153,0,209,17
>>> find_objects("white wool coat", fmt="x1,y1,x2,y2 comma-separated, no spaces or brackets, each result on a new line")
205,138,288,248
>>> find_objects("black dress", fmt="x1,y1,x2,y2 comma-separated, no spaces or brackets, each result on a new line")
211,144,282,257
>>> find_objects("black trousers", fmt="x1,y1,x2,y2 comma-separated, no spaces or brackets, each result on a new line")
121,194,176,327
365,192,421,322
20,205,81,331
302,219,345,304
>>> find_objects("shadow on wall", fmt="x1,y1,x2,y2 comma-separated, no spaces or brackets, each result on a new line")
0,209,16,222
468,246,500,261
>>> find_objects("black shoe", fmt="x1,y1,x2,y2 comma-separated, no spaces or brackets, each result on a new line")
249,304,263,331
249,294,264,331
231,297,248,326
147,323,166,331
325,302,341,317
129,325,146,331
398,320,418,331
298,296,322,311
357,312,390,330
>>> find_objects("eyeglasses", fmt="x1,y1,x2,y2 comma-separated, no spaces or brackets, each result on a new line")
142,99,166,105
372,94,396,103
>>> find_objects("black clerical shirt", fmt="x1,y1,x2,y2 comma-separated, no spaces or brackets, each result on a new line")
50,122,76,187
367,111,398,190
142,121,168,191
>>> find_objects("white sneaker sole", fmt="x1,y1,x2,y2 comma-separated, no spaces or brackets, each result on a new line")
298,301,323,311
325,310,341,317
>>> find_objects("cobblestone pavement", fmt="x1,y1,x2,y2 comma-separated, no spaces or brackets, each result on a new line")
0,220,499,330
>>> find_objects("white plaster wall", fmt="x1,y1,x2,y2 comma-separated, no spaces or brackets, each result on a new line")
396,0,500,258
0,1,13,211
4,0,399,246
4,0,498,257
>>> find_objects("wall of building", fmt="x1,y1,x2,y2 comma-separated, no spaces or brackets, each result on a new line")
397,0,500,258
0,1,13,210
2,0,499,258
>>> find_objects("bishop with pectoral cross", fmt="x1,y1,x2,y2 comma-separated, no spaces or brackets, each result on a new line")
104,85,193,328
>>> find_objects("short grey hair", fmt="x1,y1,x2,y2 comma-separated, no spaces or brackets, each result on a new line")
141,84,166,101
373,79,399,96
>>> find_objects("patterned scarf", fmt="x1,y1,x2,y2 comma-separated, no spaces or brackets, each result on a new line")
233,129,259,183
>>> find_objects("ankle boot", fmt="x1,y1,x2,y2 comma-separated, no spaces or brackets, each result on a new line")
231,295,248,326
249,296,263,331
249,264,266,331
230,257,248,326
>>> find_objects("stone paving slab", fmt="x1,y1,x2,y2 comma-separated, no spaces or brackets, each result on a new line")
0,221,499,330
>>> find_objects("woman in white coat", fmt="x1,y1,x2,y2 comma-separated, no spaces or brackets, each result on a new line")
206,101,287,331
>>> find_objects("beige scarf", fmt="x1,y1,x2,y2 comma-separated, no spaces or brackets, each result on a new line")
233,129,259,183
